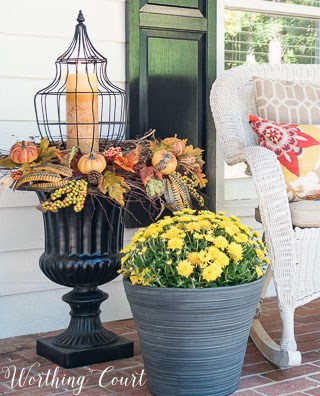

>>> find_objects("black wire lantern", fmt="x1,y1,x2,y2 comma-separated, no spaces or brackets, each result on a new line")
34,10,127,154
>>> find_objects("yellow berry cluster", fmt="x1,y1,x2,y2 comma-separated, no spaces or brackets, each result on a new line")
175,172,205,207
41,179,88,213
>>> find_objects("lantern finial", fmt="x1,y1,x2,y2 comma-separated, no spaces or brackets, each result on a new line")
77,10,85,24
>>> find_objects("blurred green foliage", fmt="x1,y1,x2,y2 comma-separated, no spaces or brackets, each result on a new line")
225,1,320,69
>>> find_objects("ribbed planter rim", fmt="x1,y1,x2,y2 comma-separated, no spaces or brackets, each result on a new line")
123,276,264,291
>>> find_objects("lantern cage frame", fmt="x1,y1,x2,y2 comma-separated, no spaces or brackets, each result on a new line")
34,10,128,154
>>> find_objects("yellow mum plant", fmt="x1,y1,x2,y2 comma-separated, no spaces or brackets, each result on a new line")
119,209,268,288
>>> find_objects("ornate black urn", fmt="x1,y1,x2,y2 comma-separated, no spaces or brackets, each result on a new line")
36,192,133,368
31,11,133,368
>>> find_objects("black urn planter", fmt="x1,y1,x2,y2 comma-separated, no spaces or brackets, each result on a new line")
36,192,134,368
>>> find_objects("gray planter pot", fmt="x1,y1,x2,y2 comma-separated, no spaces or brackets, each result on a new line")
124,277,264,396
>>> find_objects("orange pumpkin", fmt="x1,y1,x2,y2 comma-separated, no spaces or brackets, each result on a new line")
163,137,186,156
10,141,38,164
77,152,106,174
151,150,178,175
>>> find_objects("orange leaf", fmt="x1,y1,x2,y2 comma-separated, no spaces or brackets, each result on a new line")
193,172,208,189
139,164,155,186
154,169,163,181
114,157,136,173
55,151,69,166
125,144,142,165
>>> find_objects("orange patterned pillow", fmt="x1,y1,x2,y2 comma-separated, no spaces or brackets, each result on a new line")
249,114,320,201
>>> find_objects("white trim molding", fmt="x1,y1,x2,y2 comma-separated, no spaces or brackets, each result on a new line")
223,0,320,19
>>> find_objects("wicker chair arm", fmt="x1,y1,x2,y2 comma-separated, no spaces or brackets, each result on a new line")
244,146,296,309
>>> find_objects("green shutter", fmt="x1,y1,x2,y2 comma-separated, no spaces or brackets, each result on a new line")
127,0,217,224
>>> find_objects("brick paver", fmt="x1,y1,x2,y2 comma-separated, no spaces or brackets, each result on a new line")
0,297,320,395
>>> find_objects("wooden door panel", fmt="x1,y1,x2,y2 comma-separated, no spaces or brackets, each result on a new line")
140,32,205,147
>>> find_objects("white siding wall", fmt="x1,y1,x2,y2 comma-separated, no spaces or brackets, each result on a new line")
0,0,133,339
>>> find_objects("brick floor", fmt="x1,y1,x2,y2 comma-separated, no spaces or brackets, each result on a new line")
1,297,320,395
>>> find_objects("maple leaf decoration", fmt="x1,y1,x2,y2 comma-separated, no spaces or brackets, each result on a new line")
114,156,136,173
193,171,208,189
100,171,130,206
105,144,142,173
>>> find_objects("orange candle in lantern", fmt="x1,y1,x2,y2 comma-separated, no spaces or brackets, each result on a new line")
66,73,99,153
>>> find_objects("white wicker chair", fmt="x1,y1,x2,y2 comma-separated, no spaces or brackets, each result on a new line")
210,64,320,368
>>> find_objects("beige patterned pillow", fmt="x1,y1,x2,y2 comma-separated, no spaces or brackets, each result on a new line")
254,77,320,124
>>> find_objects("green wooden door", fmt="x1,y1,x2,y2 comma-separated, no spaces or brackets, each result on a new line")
127,0,217,224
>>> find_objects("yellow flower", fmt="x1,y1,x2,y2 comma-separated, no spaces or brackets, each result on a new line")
158,217,174,227
214,254,229,268
208,246,223,261
166,259,173,265
199,220,213,230
121,243,135,254
202,264,222,282
160,226,182,239
255,265,263,278
176,260,194,278
199,250,212,263
220,220,240,236
185,222,201,232
230,214,240,222
224,226,237,236
238,224,252,236
213,236,229,250
182,208,196,214
176,215,191,222
236,233,249,243
121,253,130,264
168,237,184,251
227,242,243,262
187,252,201,265
257,238,265,247
233,236,241,243
130,228,145,244
194,232,204,240
138,251,143,255
138,237,146,243
130,275,141,285
264,258,271,265
255,249,265,260
142,247,147,253
144,224,160,238
204,234,215,242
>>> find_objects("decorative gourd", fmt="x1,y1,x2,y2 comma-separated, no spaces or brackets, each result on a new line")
163,137,186,156
77,152,106,174
10,141,38,164
152,150,178,175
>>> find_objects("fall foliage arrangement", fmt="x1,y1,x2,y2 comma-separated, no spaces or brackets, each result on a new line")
0,131,207,214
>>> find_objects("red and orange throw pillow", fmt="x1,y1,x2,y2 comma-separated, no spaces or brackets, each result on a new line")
248,114,320,201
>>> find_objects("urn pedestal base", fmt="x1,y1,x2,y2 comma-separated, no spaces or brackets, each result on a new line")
37,335,134,369
36,193,134,368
